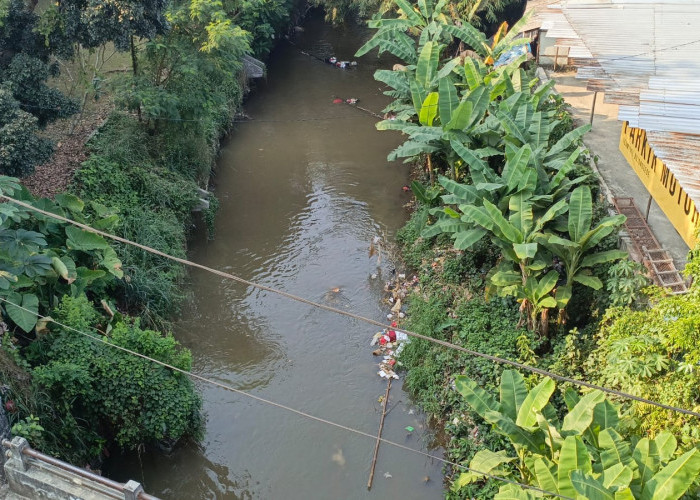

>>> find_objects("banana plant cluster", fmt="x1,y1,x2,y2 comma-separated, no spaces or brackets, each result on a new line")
0,176,123,333
360,0,628,333
356,0,533,181
426,148,625,333
454,370,700,499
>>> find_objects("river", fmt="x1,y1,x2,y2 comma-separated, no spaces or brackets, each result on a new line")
107,12,445,499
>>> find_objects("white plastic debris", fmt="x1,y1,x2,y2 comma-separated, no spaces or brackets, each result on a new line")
384,472,392,479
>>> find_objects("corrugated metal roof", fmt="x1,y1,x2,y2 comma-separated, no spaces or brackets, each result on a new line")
527,0,700,207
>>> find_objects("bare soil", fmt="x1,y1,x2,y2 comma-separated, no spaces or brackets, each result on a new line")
22,99,112,199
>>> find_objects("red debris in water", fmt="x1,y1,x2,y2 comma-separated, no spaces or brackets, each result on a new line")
402,185,411,192
332,98,343,104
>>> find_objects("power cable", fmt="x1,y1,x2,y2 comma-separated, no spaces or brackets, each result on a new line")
0,296,572,500
2,194,700,420
14,101,371,124
590,38,700,63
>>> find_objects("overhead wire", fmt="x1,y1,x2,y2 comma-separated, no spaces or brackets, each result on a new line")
599,38,700,63
0,296,572,500
14,100,371,124
2,194,700,420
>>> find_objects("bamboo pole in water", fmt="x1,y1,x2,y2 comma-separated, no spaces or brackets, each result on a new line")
367,378,392,490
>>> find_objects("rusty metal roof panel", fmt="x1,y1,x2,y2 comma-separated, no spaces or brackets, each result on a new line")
646,131,700,206
527,1,700,209
556,1,700,132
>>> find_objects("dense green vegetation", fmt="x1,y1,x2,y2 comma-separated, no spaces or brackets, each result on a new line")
0,0,79,176
0,177,201,465
362,0,700,497
0,0,299,467
455,371,700,499
315,0,526,37
2,0,697,495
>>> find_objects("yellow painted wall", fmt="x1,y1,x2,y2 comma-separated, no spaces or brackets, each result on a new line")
619,122,699,248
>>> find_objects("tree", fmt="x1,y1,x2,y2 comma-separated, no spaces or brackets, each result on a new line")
539,185,626,295
24,295,202,464
0,0,51,62
3,53,79,126
0,89,53,176
456,0,528,38
38,0,170,72
358,0,533,182
422,144,600,334
114,0,251,130
0,0,78,175
454,370,700,499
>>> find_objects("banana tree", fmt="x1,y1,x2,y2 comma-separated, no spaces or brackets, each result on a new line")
440,9,533,64
377,68,493,181
355,0,454,63
496,92,593,175
458,190,569,334
423,142,577,251
454,370,700,499
538,185,627,311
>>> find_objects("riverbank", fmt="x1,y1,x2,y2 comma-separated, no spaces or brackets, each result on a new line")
391,66,700,499
102,13,446,497
2,0,304,473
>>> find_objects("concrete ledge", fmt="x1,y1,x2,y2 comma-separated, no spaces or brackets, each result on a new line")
3,437,154,500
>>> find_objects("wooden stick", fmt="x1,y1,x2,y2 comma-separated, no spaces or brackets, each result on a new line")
367,378,392,490
343,101,384,120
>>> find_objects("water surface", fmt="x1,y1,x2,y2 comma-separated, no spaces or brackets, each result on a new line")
108,13,444,499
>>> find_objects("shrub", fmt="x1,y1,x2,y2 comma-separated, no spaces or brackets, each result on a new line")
0,88,53,176
24,295,202,465
72,113,200,320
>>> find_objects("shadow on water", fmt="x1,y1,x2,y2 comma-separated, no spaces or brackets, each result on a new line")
105,11,445,499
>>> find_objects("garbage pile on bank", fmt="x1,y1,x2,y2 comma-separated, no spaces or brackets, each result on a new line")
370,272,420,380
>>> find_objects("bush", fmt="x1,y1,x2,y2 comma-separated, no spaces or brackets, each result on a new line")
72,113,200,320
4,53,79,126
0,88,53,176
24,295,202,465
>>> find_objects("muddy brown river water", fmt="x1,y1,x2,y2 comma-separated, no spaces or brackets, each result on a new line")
106,12,445,499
